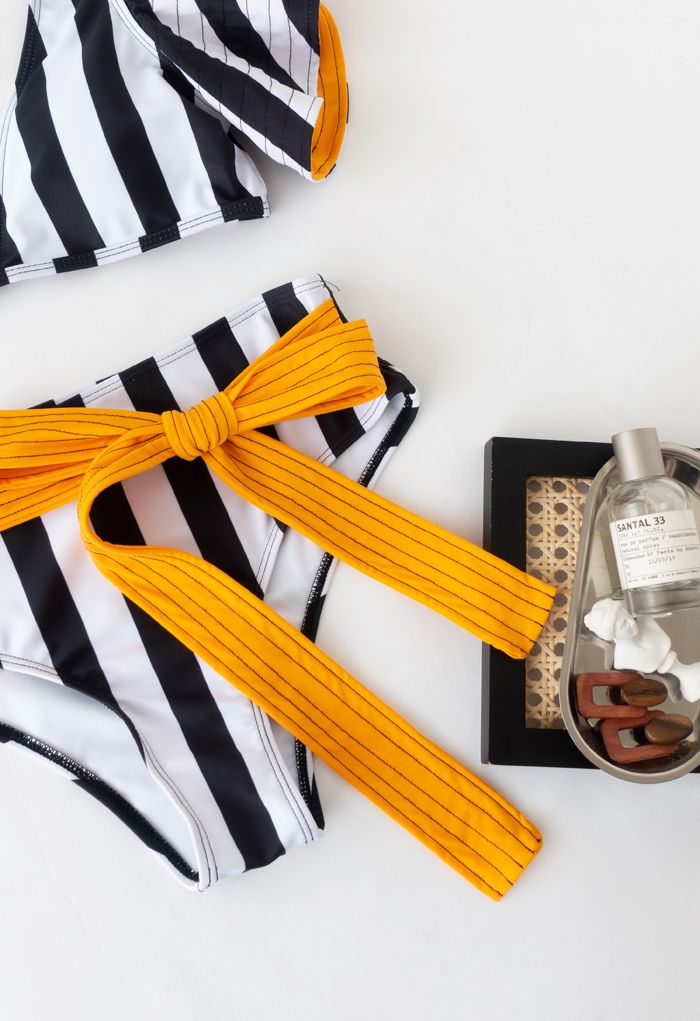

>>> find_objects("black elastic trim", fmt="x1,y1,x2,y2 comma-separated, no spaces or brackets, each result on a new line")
222,197,265,222
54,252,98,274
0,722,198,882
134,197,265,252
293,731,316,824
139,223,180,253
354,392,419,483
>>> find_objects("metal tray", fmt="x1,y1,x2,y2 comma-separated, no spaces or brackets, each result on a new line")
560,442,700,782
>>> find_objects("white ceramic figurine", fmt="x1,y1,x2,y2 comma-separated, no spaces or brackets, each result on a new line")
584,597,700,702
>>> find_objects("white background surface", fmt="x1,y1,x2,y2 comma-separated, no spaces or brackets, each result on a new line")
2,1,700,1018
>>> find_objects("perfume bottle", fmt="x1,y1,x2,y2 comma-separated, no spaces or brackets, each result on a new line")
608,427,700,616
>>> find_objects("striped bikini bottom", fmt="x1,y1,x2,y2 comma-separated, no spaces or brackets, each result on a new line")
0,275,554,898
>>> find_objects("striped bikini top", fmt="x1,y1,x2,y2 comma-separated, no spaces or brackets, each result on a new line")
0,0,347,288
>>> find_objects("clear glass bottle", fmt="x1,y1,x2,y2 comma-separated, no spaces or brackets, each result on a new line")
608,427,700,616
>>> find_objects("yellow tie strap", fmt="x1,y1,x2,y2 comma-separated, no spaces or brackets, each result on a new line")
0,299,554,899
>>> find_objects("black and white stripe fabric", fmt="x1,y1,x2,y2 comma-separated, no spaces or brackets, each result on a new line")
0,0,339,288
0,275,419,888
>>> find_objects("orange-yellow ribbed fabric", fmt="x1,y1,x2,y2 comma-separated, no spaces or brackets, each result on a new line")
0,300,554,899
310,5,348,180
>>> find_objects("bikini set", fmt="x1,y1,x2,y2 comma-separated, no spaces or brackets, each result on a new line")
0,0,555,900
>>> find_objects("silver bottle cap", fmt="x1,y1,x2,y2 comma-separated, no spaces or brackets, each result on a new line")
612,427,665,483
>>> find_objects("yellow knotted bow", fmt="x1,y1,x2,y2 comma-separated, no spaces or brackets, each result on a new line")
161,391,241,459
0,299,554,899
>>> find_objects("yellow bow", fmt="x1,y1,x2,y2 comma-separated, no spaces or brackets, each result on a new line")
0,299,554,899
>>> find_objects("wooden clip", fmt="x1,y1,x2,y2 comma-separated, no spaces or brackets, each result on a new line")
600,712,677,765
575,672,647,720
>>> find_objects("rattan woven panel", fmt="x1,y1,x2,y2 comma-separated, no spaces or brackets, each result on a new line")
525,475,591,728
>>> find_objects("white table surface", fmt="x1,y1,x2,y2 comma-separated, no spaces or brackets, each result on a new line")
2,2,700,1018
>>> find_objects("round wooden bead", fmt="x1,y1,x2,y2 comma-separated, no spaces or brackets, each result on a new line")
620,676,667,708
644,714,693,745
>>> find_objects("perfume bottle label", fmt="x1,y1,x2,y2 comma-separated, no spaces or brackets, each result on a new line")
610,509,700,590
